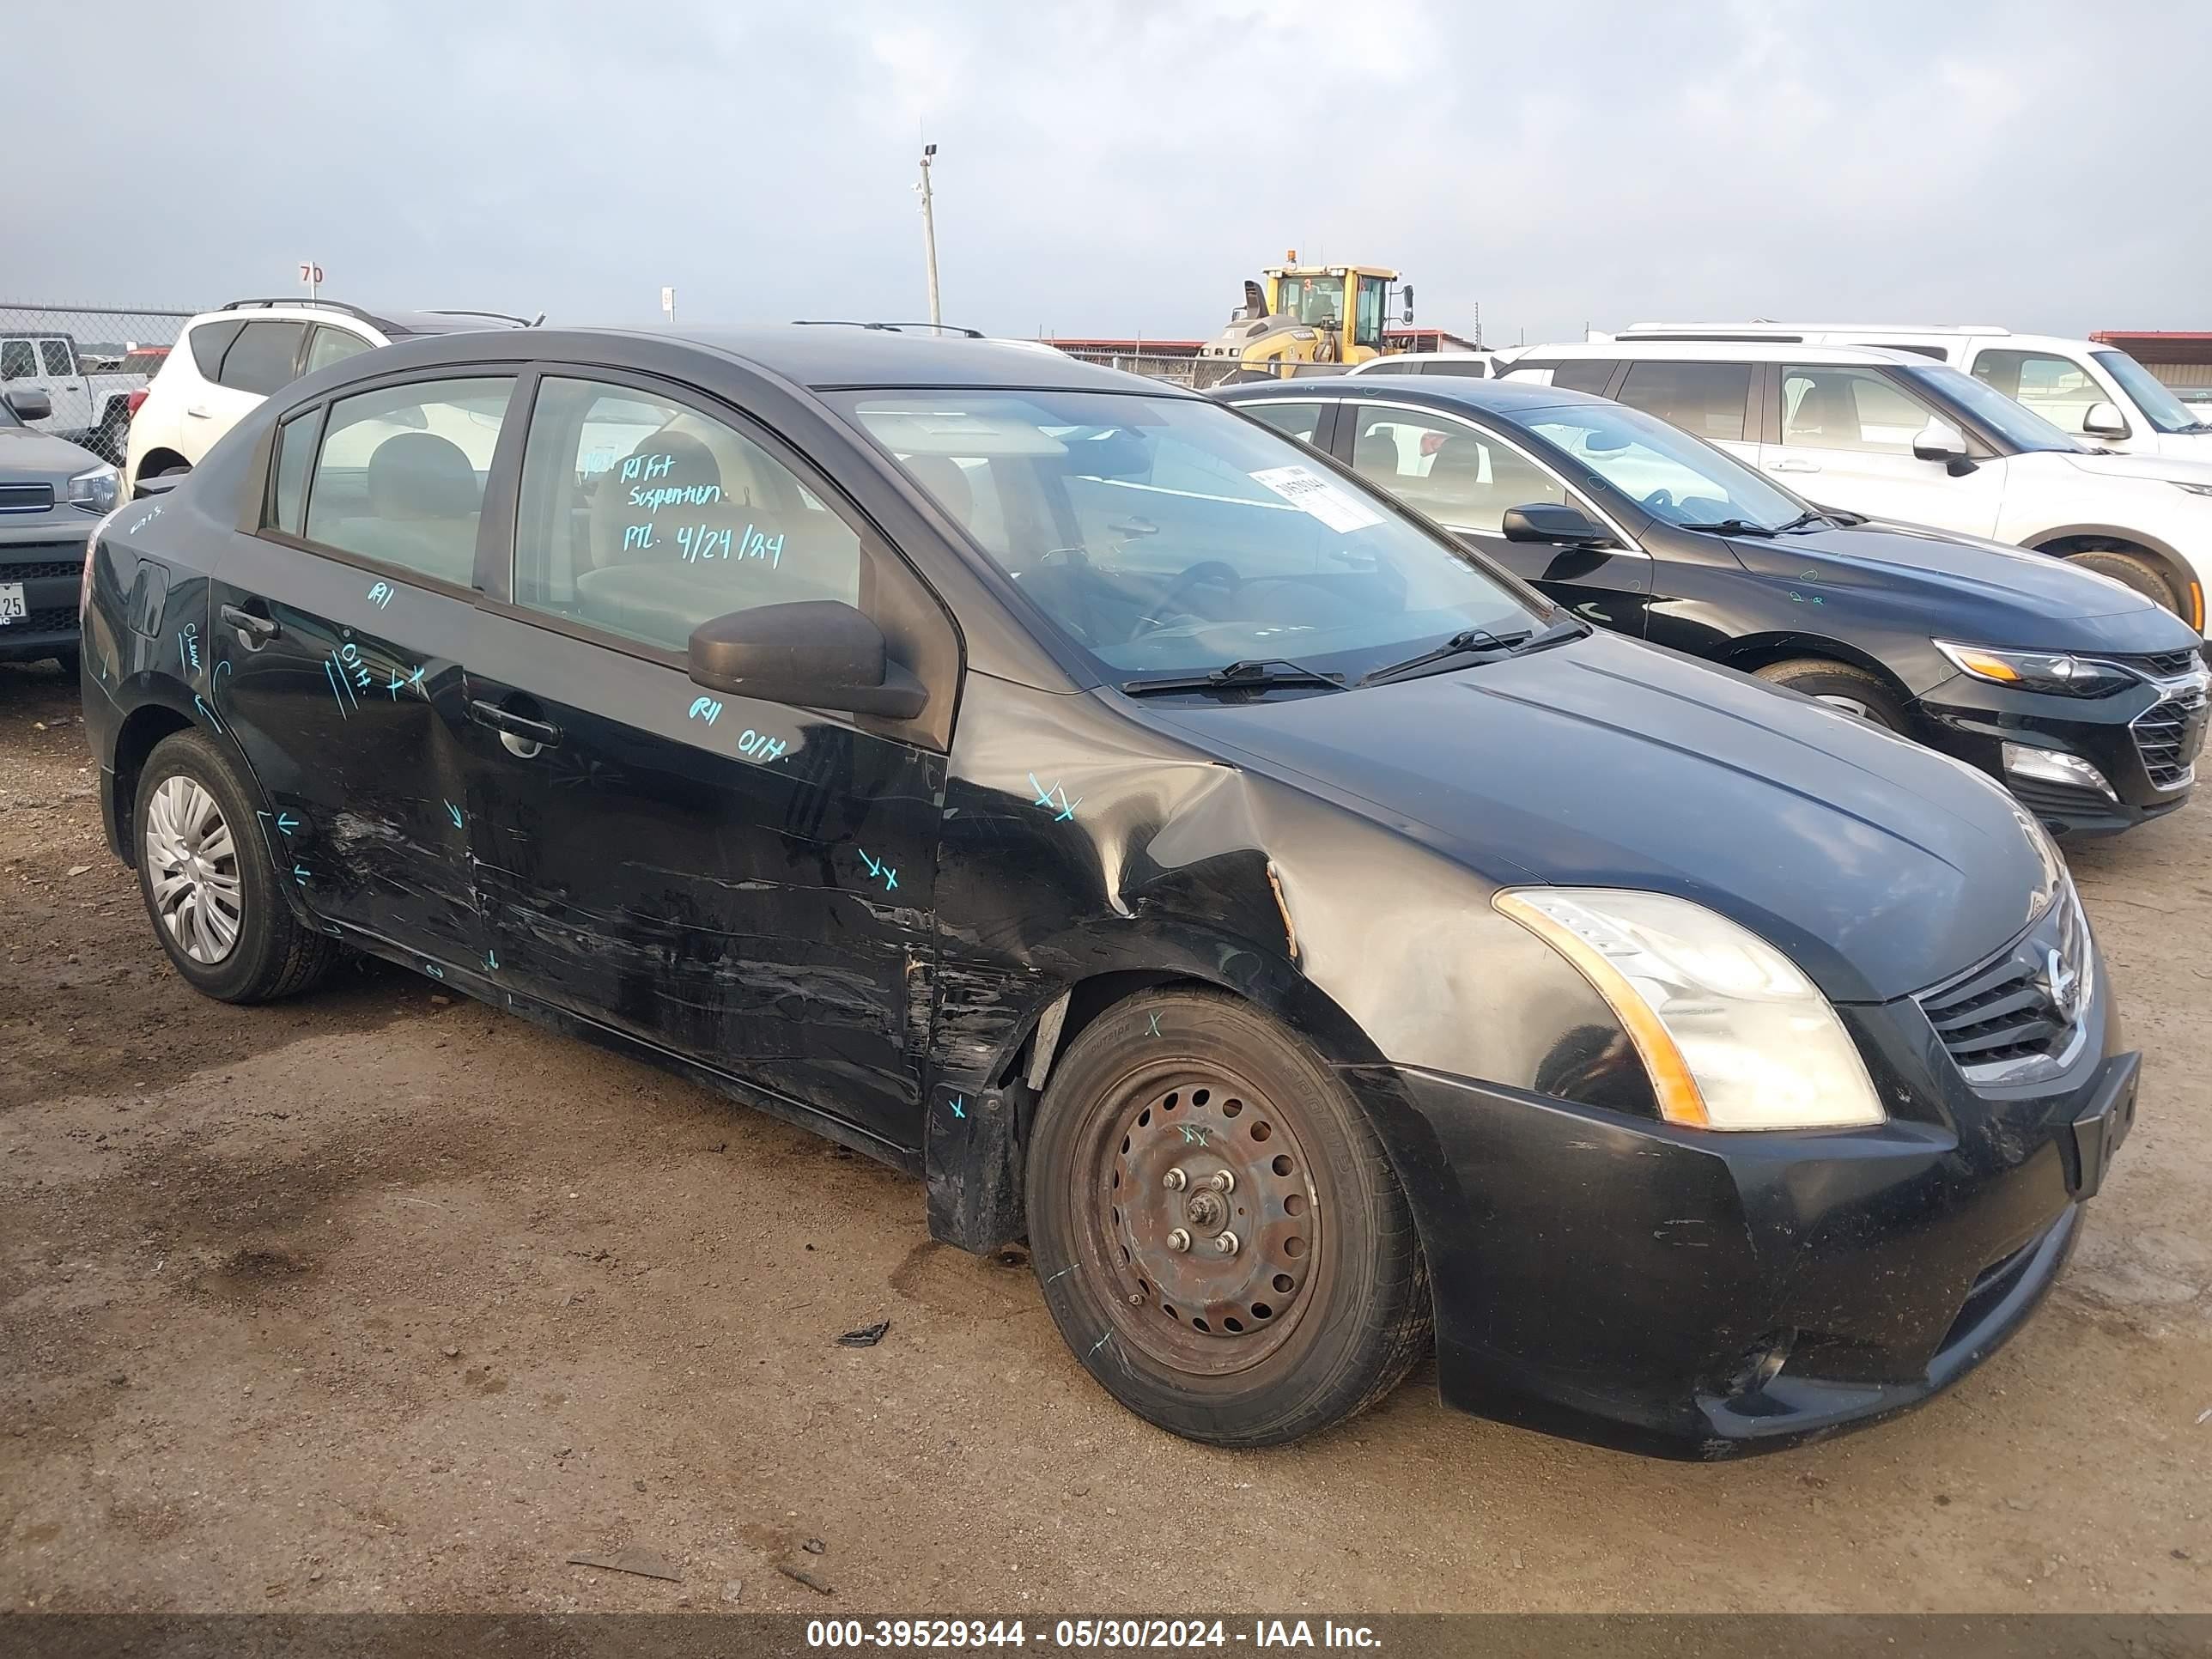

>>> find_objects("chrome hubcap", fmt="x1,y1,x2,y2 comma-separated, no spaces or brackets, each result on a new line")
144,775,241,964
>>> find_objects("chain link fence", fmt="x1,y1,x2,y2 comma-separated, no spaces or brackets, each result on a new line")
0,302,199,465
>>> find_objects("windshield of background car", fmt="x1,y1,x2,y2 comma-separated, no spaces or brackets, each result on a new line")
830,390,1544,681
1903,363,2084,453
2092,349,2208,434
1519,399,1810,531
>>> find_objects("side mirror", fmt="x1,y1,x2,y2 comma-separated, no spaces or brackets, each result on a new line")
1401,283,1415,325
3,388,52,422
132,467,190,499
1502,502,1610,545
687,599,928,720
2081,400,2130,439
1911,417,1968,464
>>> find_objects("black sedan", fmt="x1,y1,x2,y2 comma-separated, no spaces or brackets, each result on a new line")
83,326,2133,1457
1216,375,2208,836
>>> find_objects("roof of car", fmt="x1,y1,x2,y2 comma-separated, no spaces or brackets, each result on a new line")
1505,339,1932,368
1216,374,1607,410
672,325,1187,393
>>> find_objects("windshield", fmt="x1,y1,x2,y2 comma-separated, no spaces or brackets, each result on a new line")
1274,276,1343,328
2092,349,2209,434
829,390,1543,683
1901,363,2084,453
1518,399,1811,531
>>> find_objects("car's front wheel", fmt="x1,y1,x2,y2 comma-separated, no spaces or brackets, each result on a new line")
134,729,337,1003
1754,658,1910,732
1026,988,1430,1446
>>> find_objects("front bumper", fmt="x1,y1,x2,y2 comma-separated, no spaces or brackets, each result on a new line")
0,512,90,664
1911,671,2203,836
1341,988,2135,1459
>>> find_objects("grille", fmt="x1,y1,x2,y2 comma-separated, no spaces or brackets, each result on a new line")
1,606,78,635
2121,647,2205,679
0,556,85,581
2131,688,2206,791
1917,883,2092,1082
0,482,55,512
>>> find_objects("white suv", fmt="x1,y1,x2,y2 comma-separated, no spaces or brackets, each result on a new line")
1494,339,2212,635
1595,323,2212,460
125,299,534,491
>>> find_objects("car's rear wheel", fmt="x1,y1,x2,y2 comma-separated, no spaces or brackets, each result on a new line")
1026,988,1429,1446
1753,658,1909,732
134,729,337,1003
2064,546,2186,617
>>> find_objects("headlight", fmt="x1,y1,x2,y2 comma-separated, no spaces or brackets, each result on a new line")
2172,481,2212,498
1934,639,2136,697
66,465,121,514
1494,888,1884,1131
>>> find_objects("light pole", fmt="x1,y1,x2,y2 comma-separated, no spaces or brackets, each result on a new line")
916,143,942,328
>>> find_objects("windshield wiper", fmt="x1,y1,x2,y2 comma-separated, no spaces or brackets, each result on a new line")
1679,517,1778,538
1773,510,1831,532
1120,658,1347,697
1357,619,1583,687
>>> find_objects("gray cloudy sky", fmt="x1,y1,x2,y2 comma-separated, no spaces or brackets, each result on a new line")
15,1,2209,345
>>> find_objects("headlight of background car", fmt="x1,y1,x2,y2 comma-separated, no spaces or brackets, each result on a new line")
1494,888,1884,1131
1935,639,2136,697
66,465,121,514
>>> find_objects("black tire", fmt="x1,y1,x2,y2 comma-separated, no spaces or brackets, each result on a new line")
133,729,337,1003
1753,658,1910,732
1026,988,1430,1447
2063,547,2186,617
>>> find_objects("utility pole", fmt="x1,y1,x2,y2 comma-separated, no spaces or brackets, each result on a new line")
916,143,942,327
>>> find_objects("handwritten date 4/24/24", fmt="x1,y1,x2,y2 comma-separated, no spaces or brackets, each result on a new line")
803,1618,1381,1649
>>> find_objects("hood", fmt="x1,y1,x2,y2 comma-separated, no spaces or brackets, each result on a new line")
0,423,104,480
2056,447,2212,487
1146,631,2057,1004
2147,428,2212,460
1724,520,2201,654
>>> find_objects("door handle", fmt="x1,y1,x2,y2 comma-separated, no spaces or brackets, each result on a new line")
1770,458,1820,473
469,698,562,748
185,404,212,419
220,602,280,643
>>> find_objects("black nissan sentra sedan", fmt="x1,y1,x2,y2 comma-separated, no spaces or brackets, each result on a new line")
82,326,2137,1457
1217,375,2208,836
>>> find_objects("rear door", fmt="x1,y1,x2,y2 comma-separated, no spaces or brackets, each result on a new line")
188,319,308,462
1759,362,2008,537
35,337,94,433
1337,400,1652,630
208,368,515,968
462,370,953,1155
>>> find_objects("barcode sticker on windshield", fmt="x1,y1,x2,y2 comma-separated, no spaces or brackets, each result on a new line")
1249,465,1383,533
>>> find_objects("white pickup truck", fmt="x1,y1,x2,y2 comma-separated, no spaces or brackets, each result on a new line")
0,331,149,464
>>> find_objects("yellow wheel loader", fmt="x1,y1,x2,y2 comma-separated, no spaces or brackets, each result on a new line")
1193,253,1411,386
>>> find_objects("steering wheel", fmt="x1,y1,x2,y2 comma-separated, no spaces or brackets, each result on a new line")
1641,488,1678,514
1140,561,1243,635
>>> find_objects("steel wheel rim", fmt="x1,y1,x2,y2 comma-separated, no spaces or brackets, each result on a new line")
1073,1059,1324,1375
144,775,241,964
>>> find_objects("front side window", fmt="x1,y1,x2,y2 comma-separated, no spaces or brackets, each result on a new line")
1779,366,1936,453
833,389,1542,683
38,339,73,376
1972,349,2103,435
512,377,864,653
1523,400,1809,531
1240,401,1326,444
1346,408,1570,534
301,376,514,585
218,321,307,396
1614,362,1751,442
0,340,33,381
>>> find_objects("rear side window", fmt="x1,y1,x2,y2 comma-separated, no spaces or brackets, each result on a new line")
512,376,865,653
1615,362,1752,441
39,339,73,376
1421,360,1489,378
216,321,307,396
267,410,318,534
188,319,246,379
1241,401,1327,443
1549,359,1620,396
301,376,514,585
304,325,373,375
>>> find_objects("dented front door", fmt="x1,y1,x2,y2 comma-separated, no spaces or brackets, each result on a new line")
461,610,945,1155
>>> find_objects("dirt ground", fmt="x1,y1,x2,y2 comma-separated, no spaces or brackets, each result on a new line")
1,656,2206,1616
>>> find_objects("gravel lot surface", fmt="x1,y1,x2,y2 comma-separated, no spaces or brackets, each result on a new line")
3,658,2206,1613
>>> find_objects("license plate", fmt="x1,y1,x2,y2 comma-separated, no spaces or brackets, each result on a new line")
0,581,24,625
2069,1059,2139,1200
